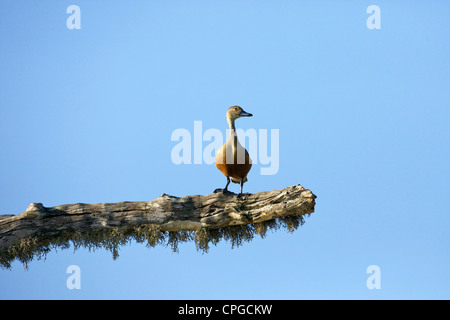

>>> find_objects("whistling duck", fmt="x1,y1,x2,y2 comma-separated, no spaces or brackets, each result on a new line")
214,106,253,197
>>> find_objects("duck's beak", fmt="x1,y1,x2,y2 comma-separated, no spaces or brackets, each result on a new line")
239,110,253,117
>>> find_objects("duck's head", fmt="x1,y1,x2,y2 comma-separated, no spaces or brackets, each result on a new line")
227,106,253,121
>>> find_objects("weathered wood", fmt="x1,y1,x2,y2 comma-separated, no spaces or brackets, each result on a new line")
0,185,316,269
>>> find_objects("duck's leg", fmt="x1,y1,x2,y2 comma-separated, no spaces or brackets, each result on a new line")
214,177,233,195
237,178,244,198
223,176,231,193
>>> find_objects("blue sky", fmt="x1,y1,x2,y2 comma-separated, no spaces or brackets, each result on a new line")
1,1,449,299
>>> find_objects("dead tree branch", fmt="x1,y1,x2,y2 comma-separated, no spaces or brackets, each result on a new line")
0,185,316,269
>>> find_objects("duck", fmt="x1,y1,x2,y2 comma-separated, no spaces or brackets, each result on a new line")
214,106,253,197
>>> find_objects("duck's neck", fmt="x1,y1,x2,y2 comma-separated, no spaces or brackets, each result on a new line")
227,116,236,134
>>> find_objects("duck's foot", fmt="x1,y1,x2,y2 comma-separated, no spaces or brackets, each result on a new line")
237,192,252,199
213,188,235,195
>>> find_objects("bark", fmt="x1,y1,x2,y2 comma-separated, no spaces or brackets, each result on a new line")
0,185,316,269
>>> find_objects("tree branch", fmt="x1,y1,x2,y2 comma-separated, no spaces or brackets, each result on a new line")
0,185,316,269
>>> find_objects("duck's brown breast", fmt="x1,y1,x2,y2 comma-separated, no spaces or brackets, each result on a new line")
215,141,252,180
